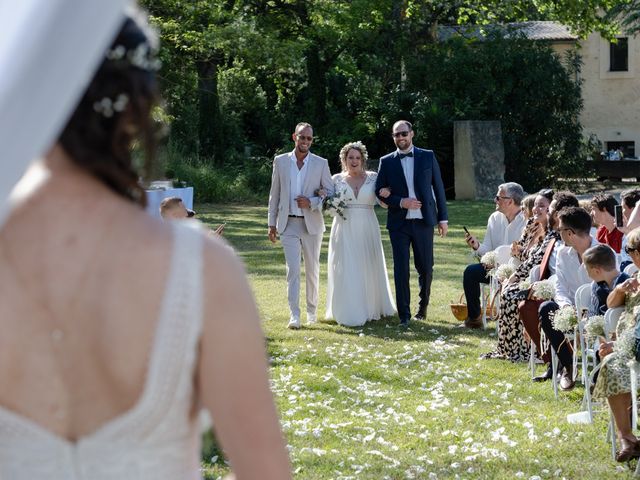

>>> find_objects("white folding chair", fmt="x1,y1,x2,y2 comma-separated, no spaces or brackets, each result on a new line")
480,246,511,330
574,284,593,382
582,307,624,460
582,306,624,423
494,244,512,265
550,283,590,398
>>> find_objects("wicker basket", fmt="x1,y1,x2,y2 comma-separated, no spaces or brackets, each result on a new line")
450,294,468,321
450,292,497,321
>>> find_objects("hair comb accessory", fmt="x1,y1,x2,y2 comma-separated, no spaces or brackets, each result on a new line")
105,42,161,72
93,93,129,118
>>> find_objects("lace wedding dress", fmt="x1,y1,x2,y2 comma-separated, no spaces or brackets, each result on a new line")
325,172,396,326
0,221,205,480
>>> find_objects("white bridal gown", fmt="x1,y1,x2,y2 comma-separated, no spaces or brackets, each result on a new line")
325,172,396,326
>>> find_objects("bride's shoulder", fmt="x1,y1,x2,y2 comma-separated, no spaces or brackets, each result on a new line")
332,172,345,181
365,171,377,182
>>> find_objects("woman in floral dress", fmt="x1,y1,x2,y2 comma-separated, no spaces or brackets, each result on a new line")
482,189,558,362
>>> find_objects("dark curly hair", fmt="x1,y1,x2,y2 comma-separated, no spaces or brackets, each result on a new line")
58,12,160,207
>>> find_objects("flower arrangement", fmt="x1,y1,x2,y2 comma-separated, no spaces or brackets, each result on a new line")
321,189,350,220
518,279,531,291
495,263,515,282
531,280,555,300
480,251,498,269
584,315,605,340
614,328,636,358
551,305,578,332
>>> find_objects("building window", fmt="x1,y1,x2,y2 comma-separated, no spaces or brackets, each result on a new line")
606,141,635,159
610,38,629,72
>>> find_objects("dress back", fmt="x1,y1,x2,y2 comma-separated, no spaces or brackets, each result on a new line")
0,221,205,480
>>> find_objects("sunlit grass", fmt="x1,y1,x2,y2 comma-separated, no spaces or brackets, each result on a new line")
196,201,633,479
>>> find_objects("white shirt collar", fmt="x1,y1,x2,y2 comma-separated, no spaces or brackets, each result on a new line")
396,146,414,155
290,150,310,164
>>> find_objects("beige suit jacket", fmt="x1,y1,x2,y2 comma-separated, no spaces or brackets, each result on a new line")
267,152,334,235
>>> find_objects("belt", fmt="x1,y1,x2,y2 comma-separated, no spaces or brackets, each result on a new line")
288,215,304,218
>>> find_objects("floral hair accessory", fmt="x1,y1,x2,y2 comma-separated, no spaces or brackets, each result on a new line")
105,42,161,72
93,94,130,118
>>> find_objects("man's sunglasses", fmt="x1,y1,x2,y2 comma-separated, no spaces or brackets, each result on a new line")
392,131,410,138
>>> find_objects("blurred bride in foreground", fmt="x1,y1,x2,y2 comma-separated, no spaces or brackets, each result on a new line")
0,7,291,480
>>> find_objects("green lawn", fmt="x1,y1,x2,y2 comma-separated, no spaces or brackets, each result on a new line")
196,201,632,479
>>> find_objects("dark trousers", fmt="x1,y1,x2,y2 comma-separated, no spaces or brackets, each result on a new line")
463,262,490,319
539,300,573,371
389,221,434,321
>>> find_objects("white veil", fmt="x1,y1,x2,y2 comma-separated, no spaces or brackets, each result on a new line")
0,0,130,228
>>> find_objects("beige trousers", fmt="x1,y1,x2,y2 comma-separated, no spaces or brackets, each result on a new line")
280,217,322,321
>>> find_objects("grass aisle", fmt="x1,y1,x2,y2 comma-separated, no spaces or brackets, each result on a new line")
197,201,631,479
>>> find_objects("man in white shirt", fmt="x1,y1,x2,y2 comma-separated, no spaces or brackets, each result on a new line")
461,182,526,328
267,122,333,329
536,206,597,390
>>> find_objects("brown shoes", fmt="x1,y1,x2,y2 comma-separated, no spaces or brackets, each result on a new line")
616,438,640,462
459,315,483,329
559,368,575,391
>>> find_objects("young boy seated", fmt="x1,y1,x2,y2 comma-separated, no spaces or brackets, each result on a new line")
583,243,629,387
583,243,629,316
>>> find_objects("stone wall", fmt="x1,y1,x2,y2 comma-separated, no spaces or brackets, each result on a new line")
453,120,505,200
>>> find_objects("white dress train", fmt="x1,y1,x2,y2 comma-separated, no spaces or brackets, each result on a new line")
325,172,396,326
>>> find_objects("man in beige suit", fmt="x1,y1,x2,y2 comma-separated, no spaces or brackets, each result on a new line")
268,122,334,329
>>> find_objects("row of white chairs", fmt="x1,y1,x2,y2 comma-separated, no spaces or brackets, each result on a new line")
482,245,640,466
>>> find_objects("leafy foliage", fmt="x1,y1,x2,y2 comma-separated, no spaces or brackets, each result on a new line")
408,35,587,191
142,0,622,196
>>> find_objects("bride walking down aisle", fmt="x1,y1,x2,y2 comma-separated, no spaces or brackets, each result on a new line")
325,142,396,327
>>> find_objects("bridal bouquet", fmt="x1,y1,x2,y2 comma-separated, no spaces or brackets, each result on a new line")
551,305,577,332
584,315,605,340
321,189,349,220
495,263,515,282
531,279,555,300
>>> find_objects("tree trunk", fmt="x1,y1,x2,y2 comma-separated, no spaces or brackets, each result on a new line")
305,47,327,126
196,55,224,165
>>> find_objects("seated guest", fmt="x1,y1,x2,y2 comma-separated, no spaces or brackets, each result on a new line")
590,193,623,253
584,244,629,316
160,196,195,220
521,193,536,220
618,188,640,270
160,196,225,235
535,207,598,389
580,198,598,238
519,192,580,366
482,189,557,361
461,182,526,328
593,227,640,462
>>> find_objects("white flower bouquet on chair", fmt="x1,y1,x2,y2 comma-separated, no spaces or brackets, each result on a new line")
584,315,605,340
480,251,498,277
551,305,578,333
495,263,515,282
531,279,555,300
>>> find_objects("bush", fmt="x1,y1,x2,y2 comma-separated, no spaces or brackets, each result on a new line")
161,144,273,204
